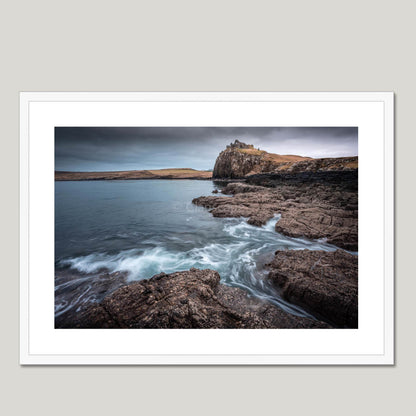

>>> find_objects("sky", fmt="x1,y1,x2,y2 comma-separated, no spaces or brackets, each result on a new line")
55,127,358,172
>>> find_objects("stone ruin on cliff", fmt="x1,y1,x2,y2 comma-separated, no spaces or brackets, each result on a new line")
226,139,254,150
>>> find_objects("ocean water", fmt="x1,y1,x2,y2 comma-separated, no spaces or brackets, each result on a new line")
55,180,340,320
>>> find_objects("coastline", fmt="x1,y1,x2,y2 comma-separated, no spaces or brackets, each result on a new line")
55,170,358,329
192,170,358,326
56,268,330,329
55,168,212,181
55,141,358,329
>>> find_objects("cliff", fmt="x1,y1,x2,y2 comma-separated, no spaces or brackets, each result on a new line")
212,140,358,178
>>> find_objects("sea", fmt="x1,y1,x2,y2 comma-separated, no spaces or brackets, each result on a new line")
55,179,342,321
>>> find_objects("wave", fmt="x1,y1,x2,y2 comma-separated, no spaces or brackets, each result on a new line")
59,217,282,279
57,216,345,318
60,247,189,280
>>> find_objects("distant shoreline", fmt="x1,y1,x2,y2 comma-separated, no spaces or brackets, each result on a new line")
55,177,213,181
55,168,213,181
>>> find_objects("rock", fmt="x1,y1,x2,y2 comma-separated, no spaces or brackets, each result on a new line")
213,141,266,179
274,208,358,251
267,250,358,328
212,140,357,179
221,182,266,194
67,268,330,329
193,173,358,251
246,170,358,190
54,270,129,328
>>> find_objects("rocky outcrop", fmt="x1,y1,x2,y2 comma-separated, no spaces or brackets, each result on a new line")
212,140,357,179
193,176,358,251
194,158,359,328
212,141,265,178
61,268,329,329
267,250,358,328
212,140,309,178
246,170,358,189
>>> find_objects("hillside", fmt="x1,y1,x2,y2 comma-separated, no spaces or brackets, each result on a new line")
212,139,358,178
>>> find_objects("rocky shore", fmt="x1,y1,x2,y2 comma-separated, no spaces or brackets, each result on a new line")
56,139,358,329
213,139,357,178
193,177,358,251
203,141,358,250
192,140,358,327
191,178,358,327
58,268,329,329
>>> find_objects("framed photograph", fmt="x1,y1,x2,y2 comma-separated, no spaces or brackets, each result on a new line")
20,92,394,365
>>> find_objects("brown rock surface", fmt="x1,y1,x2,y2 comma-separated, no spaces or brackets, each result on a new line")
212,140,309,178
267,250,358,328
193,179,358,251
212,139,357,179
64,268,330,329
54,270,129,328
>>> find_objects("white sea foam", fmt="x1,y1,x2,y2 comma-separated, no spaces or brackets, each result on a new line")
58,216,343,318
61,247,190,280
60,216,339,282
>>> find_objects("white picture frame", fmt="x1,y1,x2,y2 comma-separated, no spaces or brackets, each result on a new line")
20,92,394,365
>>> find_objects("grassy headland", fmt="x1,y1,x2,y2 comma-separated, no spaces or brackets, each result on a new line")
55,168,212,181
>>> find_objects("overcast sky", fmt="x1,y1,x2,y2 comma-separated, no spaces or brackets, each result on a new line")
55,127,358,171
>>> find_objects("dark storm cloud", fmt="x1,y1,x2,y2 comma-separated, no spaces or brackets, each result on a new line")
55,127,358,171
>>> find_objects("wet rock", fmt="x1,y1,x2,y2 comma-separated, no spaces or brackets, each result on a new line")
69,268,330,329
193,177,358,251
267,250,358,328
274,206,358,251
55,270,129,328
221,182,266,194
